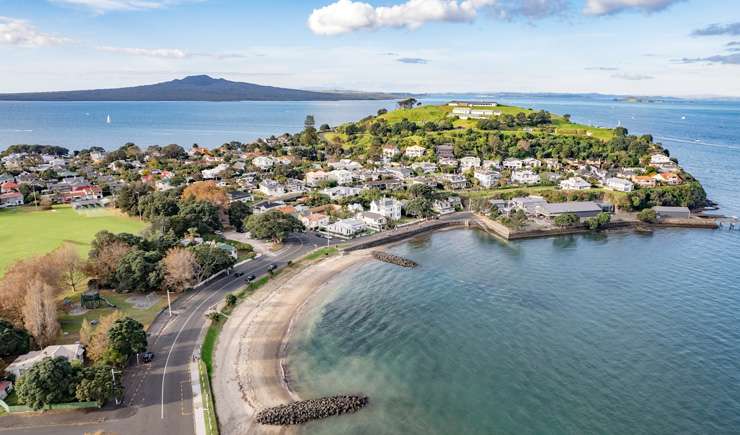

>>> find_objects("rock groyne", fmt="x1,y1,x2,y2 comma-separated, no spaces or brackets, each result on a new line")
256,395,369,425
371,251,418,268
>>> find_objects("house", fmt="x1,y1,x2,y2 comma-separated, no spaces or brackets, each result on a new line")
347,203,364,213
201,163,229,180
502,158,524,170
451,107,497,120
404,145,427,158
0,380,12,401
474,168,500,188
632,175,657,188
482,160,501,170
326,218,366,237
0,191,24,208
522,158,541,168
370,197,403,220
511,170,540,185
305,170,330,187
357,211,387,230
509,196,547,215
259,180,286,197
0,181,18,193
329,159,362,171
448,101,498,107
300,213,330,230
439,173,467,189
284,178,307,193
435,144,455,160
61,186,103,203
650,154,672,165
537,201,604,220
229,191,253,203
252,156,274,170
653,206,690,220
543,158,562,170
432,199,454,214
321,186,363,200
382,145,400,159
253,201,285,214
605,177,634,192
329,169,354,185
364,179,403,191
559,177,591,191
654,172,683,185
459,156,481,171
385,167,413,180
5,344,85,378
438,157,459,168
411,162,438,174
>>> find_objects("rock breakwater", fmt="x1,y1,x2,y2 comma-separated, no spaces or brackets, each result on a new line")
371,251,418,268
256,395,369,425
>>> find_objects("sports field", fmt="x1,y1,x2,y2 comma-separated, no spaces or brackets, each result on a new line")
0,205,148,276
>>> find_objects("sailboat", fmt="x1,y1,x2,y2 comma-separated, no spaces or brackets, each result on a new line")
106,114,111,124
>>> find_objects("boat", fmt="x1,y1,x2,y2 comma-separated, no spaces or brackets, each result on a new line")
681,116,686,120
106,114,111,124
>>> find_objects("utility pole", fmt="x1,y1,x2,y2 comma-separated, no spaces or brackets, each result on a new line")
111,368,122,405
167,289,172,316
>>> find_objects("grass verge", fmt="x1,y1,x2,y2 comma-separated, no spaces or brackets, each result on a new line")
198,360,219,435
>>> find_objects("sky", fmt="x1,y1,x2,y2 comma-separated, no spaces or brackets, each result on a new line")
0,0,739,96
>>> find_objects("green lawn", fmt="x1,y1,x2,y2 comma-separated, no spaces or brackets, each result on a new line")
0,205,148,276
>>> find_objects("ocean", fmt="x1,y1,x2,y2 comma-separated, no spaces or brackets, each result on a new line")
1,95,739,434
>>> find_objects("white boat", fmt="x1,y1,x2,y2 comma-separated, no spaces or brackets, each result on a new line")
106,115,111,124
681,116,686,120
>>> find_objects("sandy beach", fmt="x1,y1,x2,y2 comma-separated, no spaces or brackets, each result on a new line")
212,250,372,435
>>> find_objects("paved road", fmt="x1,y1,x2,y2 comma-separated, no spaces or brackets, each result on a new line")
2,232,330,435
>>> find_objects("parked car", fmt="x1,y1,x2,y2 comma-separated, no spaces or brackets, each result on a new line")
234,272,244,277
246,274,256,282
142,352,154,363
267,264,277,272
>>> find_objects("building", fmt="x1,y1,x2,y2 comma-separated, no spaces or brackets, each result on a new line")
0,191,24,208
321,186,363,200
253,201,285,214
522,158,541,168
5,344,85,378
370,197,403,220
451,107,499,120
382,145,400,159
460,156,481,171
357,211,387,230
632,175,657,188
654,172,683,185
300,213,329,230
305,170,330,187
650,154,672,165
537,201,604,220
326,218,366,237
559,177,591,191
448,101,498,107
474,168,500,188
411,162,437,174
61,186,103,203
432,199,454,214
509,196,547,215
435,144,455,160
259,180,285,197
404,145,427,158
439,173,467,190
502,158,524,170
252,156,274,170
329,169,354,185
438,157,459,168
511,170,540,185
605,177,634,192
653,206,690,220
201,163,229,180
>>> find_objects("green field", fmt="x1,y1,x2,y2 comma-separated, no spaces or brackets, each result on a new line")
0,205,148,276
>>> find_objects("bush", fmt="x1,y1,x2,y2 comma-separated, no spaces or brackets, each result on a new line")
637,209,657,223
225,294,237,307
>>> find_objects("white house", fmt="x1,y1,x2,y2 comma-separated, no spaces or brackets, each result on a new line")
357,211,388,230
451,107,498,120
201,163,229,180
605,177,634,192
252,156,274,170
0,191,24,208
511,170,540,185
329,169,354,186
559,177,591,191
370,197,403,220
305,170,330,187
474,168,500,188
650,154,672,165
503,158,524,170
382,145,400,159
5,344,85,378
439,173,467,189
300,213,330,230
321,186,363,200
522,157,542,168
432,199,454,214
404,145,427,158
411,162,437,174
459,156,481,171
326,218,366,237
259,179,285,197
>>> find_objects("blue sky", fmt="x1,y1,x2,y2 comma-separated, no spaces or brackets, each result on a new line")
0,0,738,96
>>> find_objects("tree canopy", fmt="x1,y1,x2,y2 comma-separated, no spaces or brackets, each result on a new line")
245,211,304,243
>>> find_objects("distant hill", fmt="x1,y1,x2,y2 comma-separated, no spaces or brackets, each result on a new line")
0,75,402,102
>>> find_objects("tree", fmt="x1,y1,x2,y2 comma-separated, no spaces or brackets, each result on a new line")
0,319,32,358
85,241,132,287
169,200,223,236
637,208,657,223
182,181,229,210
245,211,304,243
16,357,79,410
51,244,85,293
80,311,123,364
190,244,237,280
228,202,251,232
113,250,163,293
163,247,198,292
106,317,147,366
405,198,434,218
377,108,388,116
585,212,611,230
75,365,123,406
225,294,237,307
0,253,64,328
22,279,59,347
397,98,418,109
554,213,580,228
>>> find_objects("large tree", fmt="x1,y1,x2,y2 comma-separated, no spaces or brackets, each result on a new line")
106,317,147,366
75,365,123,406
182,181,229,210
163,247,199,292
245,211,304,243
190,244,237,281
113,250,163,293
79,311,123,364
0,319,32,358
228,201,251,232
15,357,79,410
51,243,86,293
22,279,59,347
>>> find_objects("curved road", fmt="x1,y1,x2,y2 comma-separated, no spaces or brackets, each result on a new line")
2,232,329,435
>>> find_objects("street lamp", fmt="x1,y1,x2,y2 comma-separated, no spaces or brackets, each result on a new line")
111,368,122,405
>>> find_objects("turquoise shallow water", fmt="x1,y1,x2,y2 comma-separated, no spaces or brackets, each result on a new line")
290,228,740,435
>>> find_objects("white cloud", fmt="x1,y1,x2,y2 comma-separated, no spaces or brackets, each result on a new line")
308,0,497,35
0,17,70,47
583,0,684,16
97,45,188,58
50,0,194,13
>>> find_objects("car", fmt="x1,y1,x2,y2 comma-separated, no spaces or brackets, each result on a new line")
267,264,277,271
246,274,256,282
142,352,154,363
234,272,244,277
